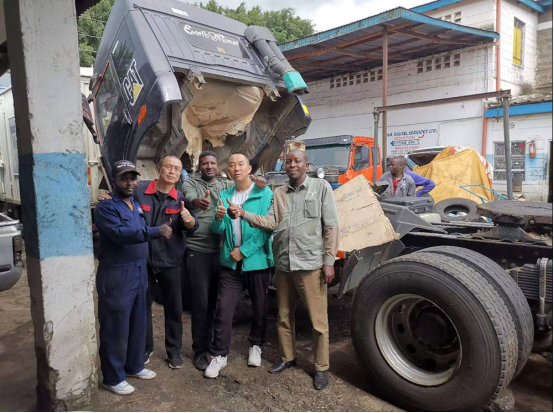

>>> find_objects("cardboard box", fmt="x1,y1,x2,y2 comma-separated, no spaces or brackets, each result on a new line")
334,175,398,252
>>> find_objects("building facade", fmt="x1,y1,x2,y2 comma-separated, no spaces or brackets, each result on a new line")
289,0,552,201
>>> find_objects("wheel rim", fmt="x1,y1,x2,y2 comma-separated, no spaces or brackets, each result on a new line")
375,294,462,386
444,205,470,217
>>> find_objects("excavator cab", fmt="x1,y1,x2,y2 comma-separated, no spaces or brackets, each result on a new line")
90,0,311,189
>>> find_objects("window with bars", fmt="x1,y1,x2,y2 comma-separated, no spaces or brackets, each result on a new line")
416,54,460,73
453,53,461,67
441,11,461,23
493,141,526,181
513,18,525,66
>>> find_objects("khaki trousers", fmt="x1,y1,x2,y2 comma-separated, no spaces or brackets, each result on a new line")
275,269,329,371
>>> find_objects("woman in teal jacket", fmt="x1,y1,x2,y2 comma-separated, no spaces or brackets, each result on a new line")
204,153,274,379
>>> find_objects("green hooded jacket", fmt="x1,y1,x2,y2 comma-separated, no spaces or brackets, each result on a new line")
211,184,274,271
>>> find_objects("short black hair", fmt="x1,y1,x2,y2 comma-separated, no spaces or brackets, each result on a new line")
229,152,250,163
391,156,407,166
199,151,218,162
158,155,182,166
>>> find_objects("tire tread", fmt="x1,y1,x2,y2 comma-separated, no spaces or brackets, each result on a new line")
417,246,533,378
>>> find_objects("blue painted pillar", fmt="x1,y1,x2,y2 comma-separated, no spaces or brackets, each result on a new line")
5,0,97,410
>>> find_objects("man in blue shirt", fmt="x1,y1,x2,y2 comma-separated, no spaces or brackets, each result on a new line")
402,157,436,197
94,161,172,395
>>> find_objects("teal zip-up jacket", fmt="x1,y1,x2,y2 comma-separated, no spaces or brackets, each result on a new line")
211,184,274,271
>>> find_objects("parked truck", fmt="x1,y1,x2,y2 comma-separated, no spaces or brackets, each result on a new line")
0,68,101,219
92,1,552,411
267,135,382,190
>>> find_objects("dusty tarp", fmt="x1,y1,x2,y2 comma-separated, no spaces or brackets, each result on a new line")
181,80,264,165
414,146,494,204
334,174,398,252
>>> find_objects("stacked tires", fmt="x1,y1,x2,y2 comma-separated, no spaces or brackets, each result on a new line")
351,246,533,411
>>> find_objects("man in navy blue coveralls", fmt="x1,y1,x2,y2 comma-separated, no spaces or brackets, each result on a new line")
94,160,173,395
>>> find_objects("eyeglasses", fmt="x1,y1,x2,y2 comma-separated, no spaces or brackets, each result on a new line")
161,164,182,173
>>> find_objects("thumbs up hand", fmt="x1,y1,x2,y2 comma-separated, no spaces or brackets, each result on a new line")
251,174,267,189
191,190,211,210
159,218,173,239
226,198,244,220
180,201,195,229
215,198,227,221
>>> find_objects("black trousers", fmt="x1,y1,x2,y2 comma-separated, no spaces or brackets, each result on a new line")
212,263,270,356
186,250,220,354
145,265,182,356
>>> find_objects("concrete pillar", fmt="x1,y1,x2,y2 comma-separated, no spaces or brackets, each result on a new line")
5,0,97,410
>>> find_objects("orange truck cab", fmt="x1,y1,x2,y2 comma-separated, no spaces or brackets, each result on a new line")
304,135,382,189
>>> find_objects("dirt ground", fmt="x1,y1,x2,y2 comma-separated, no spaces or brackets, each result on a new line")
0,268,552,412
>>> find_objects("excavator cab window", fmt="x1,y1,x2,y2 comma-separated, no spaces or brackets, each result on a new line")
94,63,119,143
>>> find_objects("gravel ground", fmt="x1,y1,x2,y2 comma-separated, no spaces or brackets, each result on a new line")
0,269,552,412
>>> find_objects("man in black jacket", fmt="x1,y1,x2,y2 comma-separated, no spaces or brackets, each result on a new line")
100,155,198,369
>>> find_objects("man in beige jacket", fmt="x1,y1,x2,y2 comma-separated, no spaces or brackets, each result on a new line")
227,149,340,390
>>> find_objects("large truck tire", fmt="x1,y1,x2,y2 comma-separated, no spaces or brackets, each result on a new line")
434,197,478,222
351,252,518,411
417,246,533,378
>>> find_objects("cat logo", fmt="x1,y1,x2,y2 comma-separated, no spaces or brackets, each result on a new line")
122,60,143,106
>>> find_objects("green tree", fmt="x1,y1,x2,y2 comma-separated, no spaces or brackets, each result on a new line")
198,1,314,44
77,0,114,67
77,0,313,67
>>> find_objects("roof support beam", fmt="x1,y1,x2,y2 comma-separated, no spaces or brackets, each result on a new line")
308,45,384,60
286,22,415,62
391,28,477,45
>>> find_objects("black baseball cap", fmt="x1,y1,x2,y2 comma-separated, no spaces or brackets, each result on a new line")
112,160,140,178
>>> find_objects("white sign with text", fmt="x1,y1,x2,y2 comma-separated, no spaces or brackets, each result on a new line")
387,125,439,156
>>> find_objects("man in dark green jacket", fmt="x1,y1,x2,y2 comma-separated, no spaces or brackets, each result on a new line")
203,153,273,379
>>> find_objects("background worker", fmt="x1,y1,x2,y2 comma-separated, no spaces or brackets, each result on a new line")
400,157,436,197
204,154,273,379
94,161,172,395
228,150,340,391
99,156,198,370
182,151,267,371
379,156,416,199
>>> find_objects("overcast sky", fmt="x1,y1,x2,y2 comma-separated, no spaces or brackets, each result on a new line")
211,0,433,32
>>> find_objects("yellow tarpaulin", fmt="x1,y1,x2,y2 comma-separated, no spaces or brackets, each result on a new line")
413,146,494,204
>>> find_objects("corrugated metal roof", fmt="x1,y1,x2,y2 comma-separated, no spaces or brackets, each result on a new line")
411,0,465,13
279,7,499,82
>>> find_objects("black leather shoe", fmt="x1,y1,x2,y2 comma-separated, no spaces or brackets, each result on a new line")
313,371,329,390
268,359,296,374
193,352,209,371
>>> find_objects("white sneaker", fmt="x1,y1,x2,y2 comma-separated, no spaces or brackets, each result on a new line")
127,368,156,380
102,380,135,395
248,345,262,367
204,355,227,378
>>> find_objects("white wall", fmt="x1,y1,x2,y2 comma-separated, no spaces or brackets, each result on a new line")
424,0,496,31
486,112,552,201
498,0,539,95
302,44,493,156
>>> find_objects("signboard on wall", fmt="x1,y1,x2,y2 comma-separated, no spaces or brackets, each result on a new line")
387,126,439,156
8,117,18,175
